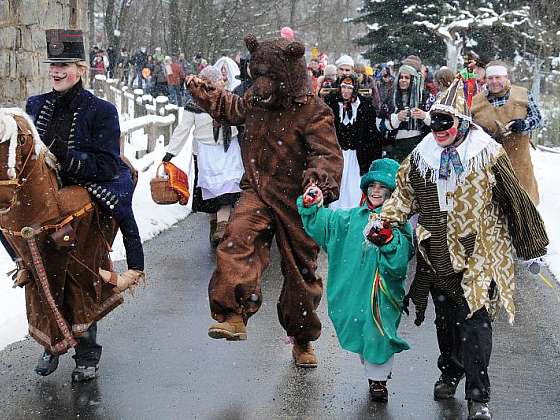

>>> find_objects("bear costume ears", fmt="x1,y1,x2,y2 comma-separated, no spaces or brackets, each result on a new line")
244,34,259,53
244,33,305,59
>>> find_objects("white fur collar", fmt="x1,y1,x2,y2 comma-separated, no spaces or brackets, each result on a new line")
411,126,502,211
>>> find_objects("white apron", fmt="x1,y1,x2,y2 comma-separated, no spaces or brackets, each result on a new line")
329,149,362,210
196,137,243,200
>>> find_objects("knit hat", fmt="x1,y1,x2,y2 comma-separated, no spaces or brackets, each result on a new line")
401,55,422,72
430,76,472,121
335,54,354,68
198,65,222,84
323,64,337,78
360,158,400,193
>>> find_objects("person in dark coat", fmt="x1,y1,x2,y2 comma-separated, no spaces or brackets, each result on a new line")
323,74,382,210
18,29,144,382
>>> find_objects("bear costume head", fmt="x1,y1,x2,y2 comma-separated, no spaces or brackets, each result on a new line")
244,34,307,110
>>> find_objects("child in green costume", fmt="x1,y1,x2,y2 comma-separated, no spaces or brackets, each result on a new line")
297,158,413,402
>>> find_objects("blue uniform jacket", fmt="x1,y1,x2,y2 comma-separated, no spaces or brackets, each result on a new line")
26,89,134,220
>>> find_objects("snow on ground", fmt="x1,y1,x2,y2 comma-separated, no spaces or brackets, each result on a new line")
534,149,560,279
0,123,195,350
1,127,560,350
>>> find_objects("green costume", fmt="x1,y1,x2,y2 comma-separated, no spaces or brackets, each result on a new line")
297,161,413,364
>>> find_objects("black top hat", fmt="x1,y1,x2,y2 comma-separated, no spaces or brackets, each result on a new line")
44,29,86,63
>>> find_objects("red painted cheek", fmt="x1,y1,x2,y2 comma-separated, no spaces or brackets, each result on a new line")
447,127,458,136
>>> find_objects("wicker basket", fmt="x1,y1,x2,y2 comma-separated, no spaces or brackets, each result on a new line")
150,163,180,205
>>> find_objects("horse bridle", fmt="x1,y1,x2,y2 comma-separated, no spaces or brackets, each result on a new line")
0,135,35,214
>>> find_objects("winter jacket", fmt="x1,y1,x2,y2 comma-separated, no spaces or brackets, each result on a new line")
323,93,382,175
298,198,413,364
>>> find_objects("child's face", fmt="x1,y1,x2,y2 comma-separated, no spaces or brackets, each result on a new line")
367,182,391,208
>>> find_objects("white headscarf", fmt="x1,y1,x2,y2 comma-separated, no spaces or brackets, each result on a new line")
213,56,241,91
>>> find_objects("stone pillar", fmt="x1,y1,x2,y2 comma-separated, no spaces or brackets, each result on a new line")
0,0,89,107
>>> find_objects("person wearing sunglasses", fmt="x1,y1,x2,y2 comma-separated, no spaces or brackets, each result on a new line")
379,77,548,420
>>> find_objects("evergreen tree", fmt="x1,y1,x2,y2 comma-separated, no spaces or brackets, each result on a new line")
353,0,446,65
353,0,554,69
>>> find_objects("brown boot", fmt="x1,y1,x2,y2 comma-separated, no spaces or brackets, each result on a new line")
292,341,318,368
369,380,388,402
208,314,247,341
211,221,228,246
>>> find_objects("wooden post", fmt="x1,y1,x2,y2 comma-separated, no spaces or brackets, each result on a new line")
146,122,158,154
166,106,179,146
133,89,144,119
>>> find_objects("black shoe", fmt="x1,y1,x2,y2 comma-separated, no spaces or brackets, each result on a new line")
35,350,59,376
468,400,492,420
368,380,388,402
71,365,98,382
433,373,464,400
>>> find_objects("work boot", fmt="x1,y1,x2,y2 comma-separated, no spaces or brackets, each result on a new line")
368,379,389,402
35,350,59,376
71,365,98,383
211,221,228,246
433,373,464,400
209,219,217,246
467,400,492,420
292,341,318,368
208,314,247,341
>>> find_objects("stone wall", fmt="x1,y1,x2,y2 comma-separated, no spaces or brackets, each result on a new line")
0,0,88,107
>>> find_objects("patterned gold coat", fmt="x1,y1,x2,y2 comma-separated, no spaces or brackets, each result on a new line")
381,128,548,325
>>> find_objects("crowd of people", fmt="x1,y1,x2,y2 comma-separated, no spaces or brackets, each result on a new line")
1,26,551,420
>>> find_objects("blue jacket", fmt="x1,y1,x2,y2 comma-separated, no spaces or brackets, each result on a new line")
26,88,134,219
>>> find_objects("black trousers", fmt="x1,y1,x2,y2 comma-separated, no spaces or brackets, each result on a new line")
431,286,492,402
71,323,102,367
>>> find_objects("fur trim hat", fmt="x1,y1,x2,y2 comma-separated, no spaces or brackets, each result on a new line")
360,158,400,193
335,54,354,68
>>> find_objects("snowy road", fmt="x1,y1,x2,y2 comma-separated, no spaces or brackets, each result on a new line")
0,212,559,419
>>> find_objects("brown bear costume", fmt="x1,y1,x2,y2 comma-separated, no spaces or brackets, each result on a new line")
188,34,343,365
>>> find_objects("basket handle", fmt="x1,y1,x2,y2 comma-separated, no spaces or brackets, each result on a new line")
156,162,169,179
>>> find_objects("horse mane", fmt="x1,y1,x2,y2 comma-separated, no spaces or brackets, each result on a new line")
0,108,57,178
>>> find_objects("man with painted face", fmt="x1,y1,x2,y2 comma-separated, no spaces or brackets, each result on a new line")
471,60,542,204
297,158,413,402
377,56,435,162
323,74,382,210
22,30,144,382
187,34,343,368
380,77,548,420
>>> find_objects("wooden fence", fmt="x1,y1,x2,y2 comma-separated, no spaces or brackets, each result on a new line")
92,75,180,158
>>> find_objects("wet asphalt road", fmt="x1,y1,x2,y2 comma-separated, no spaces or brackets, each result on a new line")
1,212,560,420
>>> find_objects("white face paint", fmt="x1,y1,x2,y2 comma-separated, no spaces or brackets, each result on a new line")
48,63,83,93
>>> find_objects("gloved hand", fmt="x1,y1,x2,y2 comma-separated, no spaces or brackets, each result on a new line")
366,220,394,246
505,119,527,133
162,152,175,162
48,136,69,164
303,184,323,208
523,257,545,274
